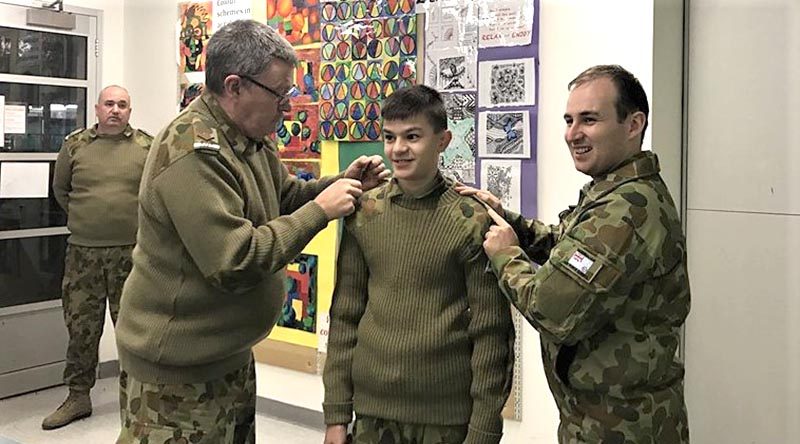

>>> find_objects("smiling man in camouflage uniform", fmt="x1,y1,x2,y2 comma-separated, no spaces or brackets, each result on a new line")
45,85,152,430
460,65,690,443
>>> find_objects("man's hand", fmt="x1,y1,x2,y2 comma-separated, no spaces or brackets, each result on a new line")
315,179,362,220
324,424,350,444
455,184,503,215
344,155,390,191
483,206,519,257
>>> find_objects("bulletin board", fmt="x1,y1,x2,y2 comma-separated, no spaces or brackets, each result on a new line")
176,0,539,422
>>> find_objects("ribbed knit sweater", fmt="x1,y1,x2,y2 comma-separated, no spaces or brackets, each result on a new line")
323,174,514,444
52,124,151,246
115,94,336,384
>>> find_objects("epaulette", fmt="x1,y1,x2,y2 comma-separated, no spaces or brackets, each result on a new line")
191,120,221,155
133,128,154,149
64,127,85,141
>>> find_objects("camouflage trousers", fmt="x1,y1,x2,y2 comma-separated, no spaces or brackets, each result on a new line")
62,244,133,392
116,356,256,444
352,416,468,444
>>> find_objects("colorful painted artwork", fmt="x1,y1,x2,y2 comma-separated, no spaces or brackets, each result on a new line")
180,83,204,110
179,2,212,72
277,100,322,158
266,0,322,46
278,254,318,333
295,47,321,102
284,160,322,180
319,0,417,141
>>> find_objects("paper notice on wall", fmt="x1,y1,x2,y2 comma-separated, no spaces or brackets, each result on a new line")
212,0,252,33
478,0,535,48
0,96,5,148
0,162,50,198
4,104,26,135
317,311,330,353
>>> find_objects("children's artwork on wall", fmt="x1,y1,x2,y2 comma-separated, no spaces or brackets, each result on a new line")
295,47,321,102
278,254,318,333
422,1,477,91
319,0,418,141
480,159,521,212
180,83,204,110
440,92,476,183
179,2,212,72
277,100,322,158
266,0,322,46
284,160,322,180
478,110,530,158
477,0,535,48
478,57,536,108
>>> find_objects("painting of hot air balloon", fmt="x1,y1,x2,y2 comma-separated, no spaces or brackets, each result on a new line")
266,0,322,46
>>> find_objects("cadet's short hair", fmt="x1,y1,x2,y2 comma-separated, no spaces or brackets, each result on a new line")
205,20,298,95
568,65,649,144
381,85,448,133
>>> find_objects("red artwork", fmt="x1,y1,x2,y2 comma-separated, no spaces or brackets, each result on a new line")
277,100,321,159
179,2,212,72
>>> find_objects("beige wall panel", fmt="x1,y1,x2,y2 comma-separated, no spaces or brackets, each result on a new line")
687,0,800,214
685,209,800,443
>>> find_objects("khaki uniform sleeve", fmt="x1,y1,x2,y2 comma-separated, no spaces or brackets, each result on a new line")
504,209,561,264
491,197,653,345
274,153,341,215
322,221,368,425
150,152,329,294
52,139,74,213
463,235,514,444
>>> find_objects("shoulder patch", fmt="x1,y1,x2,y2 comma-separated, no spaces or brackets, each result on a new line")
191,120,221,155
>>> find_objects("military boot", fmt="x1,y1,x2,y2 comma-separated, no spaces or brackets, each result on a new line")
41,390,92,430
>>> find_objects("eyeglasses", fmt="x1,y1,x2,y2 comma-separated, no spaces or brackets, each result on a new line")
237,74,299,105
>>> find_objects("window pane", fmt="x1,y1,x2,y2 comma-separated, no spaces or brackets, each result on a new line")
0,83,86,153
0,26,87,80
0,234,66,308
0,162,67,230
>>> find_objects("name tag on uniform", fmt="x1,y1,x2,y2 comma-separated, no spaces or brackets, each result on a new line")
568,250,594,276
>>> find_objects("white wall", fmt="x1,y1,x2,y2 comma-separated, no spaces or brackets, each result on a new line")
685,1,800,442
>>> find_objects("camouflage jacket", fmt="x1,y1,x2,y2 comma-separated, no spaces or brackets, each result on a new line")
490,151,690,443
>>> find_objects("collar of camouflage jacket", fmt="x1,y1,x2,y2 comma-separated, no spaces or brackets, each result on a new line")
198,93,266,155
581,150,661,202
385,171,448,202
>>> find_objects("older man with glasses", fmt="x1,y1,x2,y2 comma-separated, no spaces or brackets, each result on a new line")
114,20,388,444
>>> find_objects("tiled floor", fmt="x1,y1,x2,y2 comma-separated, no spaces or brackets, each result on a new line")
0,377,324,444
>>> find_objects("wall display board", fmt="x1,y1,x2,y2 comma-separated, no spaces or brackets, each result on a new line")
174,3,541,420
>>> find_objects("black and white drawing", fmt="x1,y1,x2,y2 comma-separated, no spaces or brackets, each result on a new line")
480,159,521,212
438,55,472,90
478,58,536,108
440,92,477,183
478,111,530,158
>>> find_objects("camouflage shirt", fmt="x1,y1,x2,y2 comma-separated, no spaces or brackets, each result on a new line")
490,151,690,443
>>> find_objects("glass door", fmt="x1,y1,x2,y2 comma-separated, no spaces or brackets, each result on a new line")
0,1,98,398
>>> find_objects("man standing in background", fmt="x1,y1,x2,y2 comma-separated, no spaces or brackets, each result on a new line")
44,85,152,430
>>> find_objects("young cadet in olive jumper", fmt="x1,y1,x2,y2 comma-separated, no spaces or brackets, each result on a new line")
323,85,514,444
44,85,152,430
114,20,388,444
460,65,690,444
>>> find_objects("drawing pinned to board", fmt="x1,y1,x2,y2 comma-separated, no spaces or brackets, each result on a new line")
440,92,476,184
478,58,536,108
437,55,474,90
277,101,321,159
284,160,322,181
478,110,530,158
179,2,212,72
180,83,205,110
481,159,521,213
266,0,322,46
278,254,318,333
